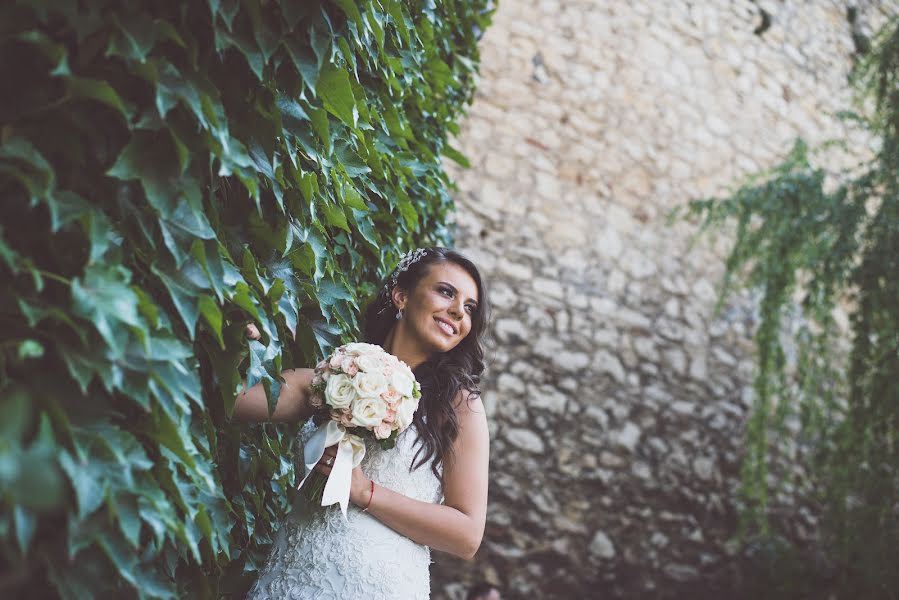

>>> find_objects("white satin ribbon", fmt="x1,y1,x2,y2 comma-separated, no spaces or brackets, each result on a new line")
297,420,366,519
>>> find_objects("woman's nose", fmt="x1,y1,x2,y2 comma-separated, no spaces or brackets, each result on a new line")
448,302,464,318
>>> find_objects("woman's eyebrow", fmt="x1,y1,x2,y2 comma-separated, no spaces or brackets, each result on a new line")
438,281,478,306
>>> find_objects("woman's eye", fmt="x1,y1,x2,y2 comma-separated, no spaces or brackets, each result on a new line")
439,286,453,297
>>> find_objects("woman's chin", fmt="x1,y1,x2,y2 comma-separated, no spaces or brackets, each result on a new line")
436,338,462,354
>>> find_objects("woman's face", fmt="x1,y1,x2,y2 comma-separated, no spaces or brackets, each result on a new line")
395,261,480,355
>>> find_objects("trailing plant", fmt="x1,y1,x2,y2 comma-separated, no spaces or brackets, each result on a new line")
682,17,899,600
0,0,491,597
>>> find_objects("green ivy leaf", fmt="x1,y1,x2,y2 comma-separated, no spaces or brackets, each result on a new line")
442,143,470,168
317,63,357,128
198,295,225,348
71,265,142,359
319,198,350,232
66,76,132,118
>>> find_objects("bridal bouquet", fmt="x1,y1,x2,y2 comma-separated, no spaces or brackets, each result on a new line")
297,343,421,517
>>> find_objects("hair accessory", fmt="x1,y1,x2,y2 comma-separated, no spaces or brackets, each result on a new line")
378,248,429,313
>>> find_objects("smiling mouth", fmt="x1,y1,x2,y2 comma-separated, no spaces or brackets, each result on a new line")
434,318,456,335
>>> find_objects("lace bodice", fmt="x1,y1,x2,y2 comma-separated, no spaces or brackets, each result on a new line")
247,421,443,600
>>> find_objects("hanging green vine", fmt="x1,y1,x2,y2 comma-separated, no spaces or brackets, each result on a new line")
682,17,899,599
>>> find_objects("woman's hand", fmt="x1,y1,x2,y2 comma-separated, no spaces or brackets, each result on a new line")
314,445,373,508
314,444,338,476
245,323,261,340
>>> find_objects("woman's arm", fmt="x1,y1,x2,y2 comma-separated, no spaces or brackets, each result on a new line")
346,391,490,560
232,368,317,422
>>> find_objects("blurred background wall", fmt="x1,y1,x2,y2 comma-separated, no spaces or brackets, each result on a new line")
432,1,897,598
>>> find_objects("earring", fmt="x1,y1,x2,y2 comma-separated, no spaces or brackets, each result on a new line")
396,308,403,320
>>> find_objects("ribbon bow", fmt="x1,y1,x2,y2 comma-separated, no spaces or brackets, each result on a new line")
297,421,366,519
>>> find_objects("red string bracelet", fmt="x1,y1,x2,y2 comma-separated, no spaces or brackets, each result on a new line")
363,480,375,512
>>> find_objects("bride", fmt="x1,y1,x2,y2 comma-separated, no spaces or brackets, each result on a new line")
234,247,491,599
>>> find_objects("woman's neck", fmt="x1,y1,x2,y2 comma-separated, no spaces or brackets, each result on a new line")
383,326,429,369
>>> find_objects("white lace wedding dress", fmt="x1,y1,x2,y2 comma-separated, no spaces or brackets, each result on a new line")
247,421,443,600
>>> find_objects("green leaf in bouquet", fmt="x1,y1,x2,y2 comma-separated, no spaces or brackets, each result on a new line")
377,427,399,451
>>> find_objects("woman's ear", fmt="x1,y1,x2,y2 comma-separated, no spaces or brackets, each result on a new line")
391,286,407,311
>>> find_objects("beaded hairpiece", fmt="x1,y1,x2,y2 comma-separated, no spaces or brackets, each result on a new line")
378,248,429,313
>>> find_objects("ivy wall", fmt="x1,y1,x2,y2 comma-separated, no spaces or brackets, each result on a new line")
0,1,491,597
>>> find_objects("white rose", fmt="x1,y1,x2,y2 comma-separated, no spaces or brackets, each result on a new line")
342,342,380,356
389,370,415,398
351,395,389,428
353,370,389,399
325,373,357,410
394,396,419,430
354,353,383,373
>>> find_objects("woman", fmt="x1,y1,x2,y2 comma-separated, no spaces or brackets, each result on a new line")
235,247,491,600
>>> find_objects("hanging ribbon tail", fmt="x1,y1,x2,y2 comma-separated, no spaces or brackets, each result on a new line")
297,421,347,491
321,433,366,519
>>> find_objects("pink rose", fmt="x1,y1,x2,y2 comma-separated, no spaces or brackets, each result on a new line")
332,408,354,427
381,386,401,403
341,356,359,376
383,408,396,424
329,354,344,370
374,421,393,440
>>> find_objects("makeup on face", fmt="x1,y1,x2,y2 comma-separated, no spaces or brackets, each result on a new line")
404,262,479,352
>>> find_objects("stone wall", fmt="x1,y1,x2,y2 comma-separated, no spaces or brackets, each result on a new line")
432,1,897,599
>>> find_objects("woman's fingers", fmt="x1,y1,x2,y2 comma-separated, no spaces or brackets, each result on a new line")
245,323,261,340
314,445,338,476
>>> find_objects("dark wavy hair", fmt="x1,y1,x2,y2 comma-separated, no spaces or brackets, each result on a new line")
362,247,489,477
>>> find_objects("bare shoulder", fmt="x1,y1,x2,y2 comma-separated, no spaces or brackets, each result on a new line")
452,388,486,420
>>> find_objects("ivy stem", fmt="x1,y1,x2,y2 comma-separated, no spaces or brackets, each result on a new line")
36,270,72,286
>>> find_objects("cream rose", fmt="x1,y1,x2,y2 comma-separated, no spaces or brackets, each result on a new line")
389,370,415,398
341,342,379,356
354,353,382,373
394,396,419,430
350,395,389,428
353,370,388,399
325,373,357,410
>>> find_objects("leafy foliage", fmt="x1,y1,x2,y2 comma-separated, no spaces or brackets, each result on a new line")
683,18,899,599
0,0,491,597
